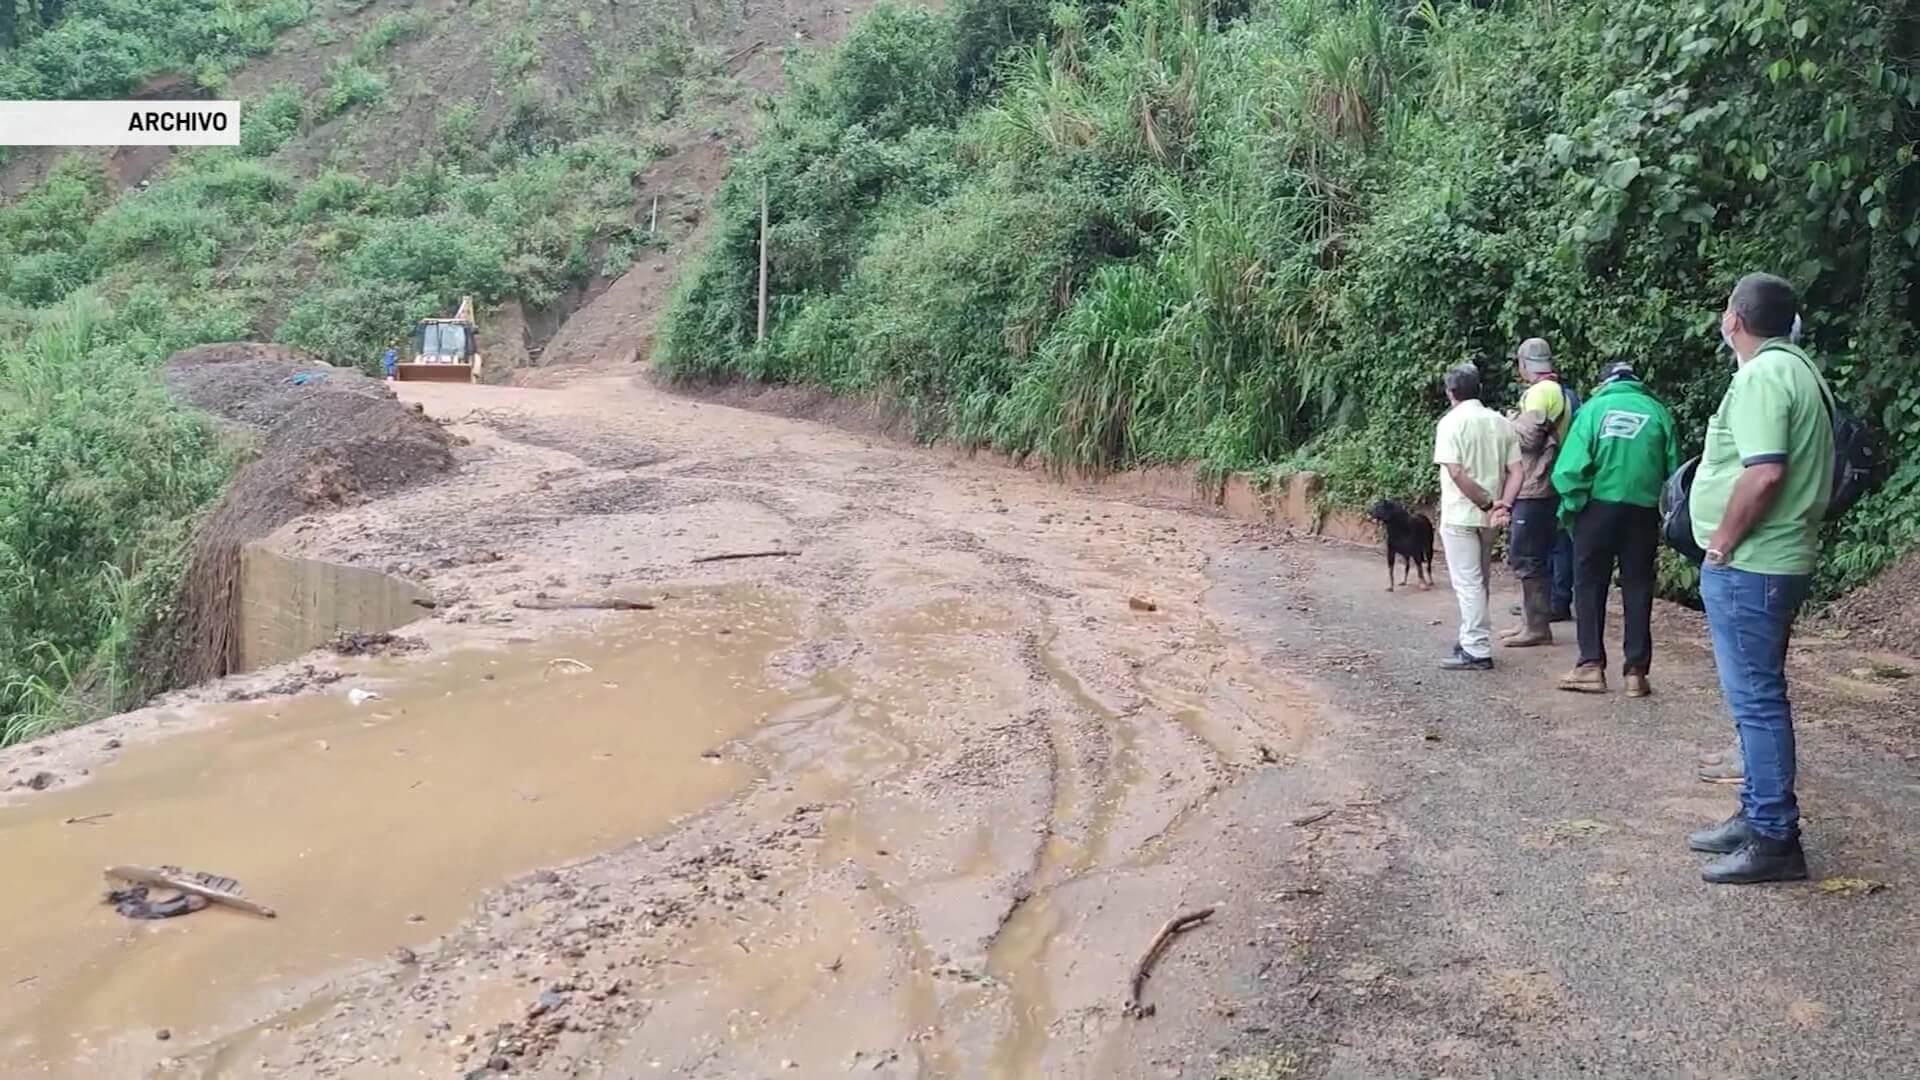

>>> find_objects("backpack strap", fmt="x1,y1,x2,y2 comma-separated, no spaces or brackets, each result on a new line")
1756,343,1838,424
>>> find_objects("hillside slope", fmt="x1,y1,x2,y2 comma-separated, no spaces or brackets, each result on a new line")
0,0,878,736
658,0,1920,600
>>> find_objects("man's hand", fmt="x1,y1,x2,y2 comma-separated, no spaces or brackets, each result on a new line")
1490,506,1512,528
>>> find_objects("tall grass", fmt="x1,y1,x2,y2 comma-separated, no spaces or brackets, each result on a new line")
660,0,1920,597
0,295,233,744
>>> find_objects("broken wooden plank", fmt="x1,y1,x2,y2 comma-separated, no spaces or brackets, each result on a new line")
104,865,276,918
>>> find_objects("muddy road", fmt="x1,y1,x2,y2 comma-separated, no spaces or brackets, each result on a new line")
3,374,1918,1079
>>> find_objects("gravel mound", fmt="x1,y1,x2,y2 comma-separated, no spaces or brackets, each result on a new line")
157,343,456,685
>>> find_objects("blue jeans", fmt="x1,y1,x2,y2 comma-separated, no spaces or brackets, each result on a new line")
1550,529,1574,613
1700,564,1811,841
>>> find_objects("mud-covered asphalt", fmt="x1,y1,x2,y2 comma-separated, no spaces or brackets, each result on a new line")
1,372,1915,1079
1205,543,1920,1078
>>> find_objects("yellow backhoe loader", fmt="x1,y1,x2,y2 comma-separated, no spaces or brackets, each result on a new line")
394,296,483,383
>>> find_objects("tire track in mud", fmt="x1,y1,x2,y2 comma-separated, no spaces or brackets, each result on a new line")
99,380,1346,1080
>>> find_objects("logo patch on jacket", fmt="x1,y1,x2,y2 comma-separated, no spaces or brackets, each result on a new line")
1600,411,1649,440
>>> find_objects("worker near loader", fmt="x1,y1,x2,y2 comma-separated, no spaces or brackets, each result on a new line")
1489,338,1574,648
1549,363,1681,697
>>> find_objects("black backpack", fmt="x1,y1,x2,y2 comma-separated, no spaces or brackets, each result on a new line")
1660,347,1881,564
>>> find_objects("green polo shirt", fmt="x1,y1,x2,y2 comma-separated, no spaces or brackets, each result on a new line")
1689,342,1834,575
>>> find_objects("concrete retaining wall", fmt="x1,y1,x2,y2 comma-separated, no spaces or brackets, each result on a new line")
956,449,1408,547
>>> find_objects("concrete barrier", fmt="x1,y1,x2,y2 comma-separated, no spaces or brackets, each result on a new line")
237,543,432,671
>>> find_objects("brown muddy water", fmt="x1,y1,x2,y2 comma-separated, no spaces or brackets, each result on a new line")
0,589,802,1078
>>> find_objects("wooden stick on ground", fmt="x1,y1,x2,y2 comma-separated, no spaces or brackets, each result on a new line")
105,865,276,918
691,549,800,564
724,39,766,66
1124,906,1215,1019
513,597,656,611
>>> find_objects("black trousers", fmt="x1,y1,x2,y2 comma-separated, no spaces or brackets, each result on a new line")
1507,496,1558,580
1572,500,1660,673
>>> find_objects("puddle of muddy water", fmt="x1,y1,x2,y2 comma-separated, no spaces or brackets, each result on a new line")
0,588,802,1078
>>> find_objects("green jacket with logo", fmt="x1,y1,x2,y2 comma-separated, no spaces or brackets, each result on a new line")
1551,376,1682,527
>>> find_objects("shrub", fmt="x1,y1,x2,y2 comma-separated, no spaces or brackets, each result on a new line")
242,82,306,156
0,294,233,742
317,60,387,119
660,0,1920,598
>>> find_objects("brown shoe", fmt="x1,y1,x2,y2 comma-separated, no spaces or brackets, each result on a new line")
1559,665,1608,693
1624,673,1651,698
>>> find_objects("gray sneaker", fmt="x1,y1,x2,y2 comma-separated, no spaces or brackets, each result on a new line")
1697,746,1744,785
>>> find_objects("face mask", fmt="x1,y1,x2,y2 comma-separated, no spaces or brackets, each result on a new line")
1720,321,1737,359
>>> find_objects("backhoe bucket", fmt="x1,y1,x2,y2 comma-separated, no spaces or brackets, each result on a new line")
393,362,474,383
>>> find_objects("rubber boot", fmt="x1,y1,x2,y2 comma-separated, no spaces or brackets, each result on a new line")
1504,577,1554,648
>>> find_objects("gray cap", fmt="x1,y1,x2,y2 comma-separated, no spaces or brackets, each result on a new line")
1515,337,1554,373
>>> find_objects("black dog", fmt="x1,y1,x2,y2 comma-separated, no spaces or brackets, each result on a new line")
1368,499,1434,592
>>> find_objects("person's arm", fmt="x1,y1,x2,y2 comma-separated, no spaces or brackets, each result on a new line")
1491,461,1525,525
1705,369,1792,562
1444,463,1497,511
1496,458,1525,508
1706,464,1787,557
1493,418,1527,511
1511,409,1553,456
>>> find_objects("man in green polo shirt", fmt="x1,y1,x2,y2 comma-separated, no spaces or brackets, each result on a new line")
1684,273,1834,886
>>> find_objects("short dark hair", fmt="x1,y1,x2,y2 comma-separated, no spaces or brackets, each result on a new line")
1730,273,1799,340
1444,363,1481,401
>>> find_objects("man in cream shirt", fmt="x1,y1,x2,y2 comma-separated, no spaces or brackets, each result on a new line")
1433,364,1523,670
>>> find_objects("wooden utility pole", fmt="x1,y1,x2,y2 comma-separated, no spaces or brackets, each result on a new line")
757,178,770,344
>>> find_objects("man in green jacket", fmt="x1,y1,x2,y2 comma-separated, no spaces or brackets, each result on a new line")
1550,363,1682,697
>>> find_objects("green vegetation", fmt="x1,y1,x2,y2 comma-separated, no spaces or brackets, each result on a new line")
661,0,1920,597
0,0,312,96
0,0,727,738
0,293,239,745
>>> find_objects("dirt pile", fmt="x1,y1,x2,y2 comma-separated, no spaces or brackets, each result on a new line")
1826,547,1920,647
157,344,455,685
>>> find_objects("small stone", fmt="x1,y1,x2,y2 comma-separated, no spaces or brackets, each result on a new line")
155,1028,172,1041
1128,596,1158,612
103,738,122,751
392,946,418,966
407,913,426,924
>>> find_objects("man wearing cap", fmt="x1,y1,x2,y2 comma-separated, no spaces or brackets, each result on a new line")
1550,363,1681,697
1491,338,1576,648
